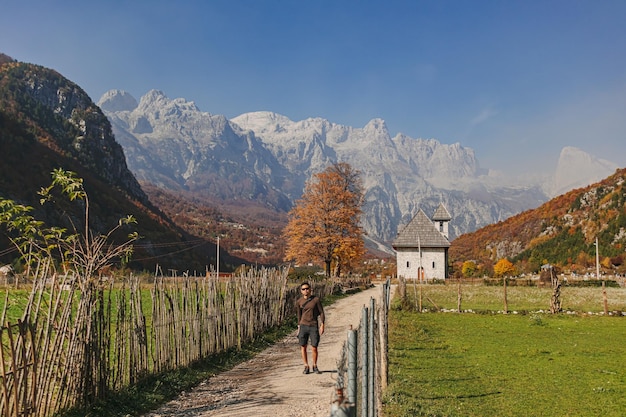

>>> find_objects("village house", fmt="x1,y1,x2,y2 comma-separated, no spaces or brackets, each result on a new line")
392,203,451,281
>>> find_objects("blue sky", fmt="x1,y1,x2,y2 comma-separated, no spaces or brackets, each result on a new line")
2,0,625,176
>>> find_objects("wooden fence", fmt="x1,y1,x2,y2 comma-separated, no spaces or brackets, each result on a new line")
0,267,335,416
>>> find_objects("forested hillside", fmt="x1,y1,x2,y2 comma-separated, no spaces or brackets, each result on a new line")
450,167,626,276
141,183,287,266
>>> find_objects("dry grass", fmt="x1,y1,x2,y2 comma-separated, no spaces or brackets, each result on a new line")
403,281,626,314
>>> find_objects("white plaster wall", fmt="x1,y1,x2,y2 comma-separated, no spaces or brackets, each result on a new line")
396,247,446,280
434,220,449,239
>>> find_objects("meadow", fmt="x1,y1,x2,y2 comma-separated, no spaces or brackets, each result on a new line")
382,284,626,417
402,280,626,313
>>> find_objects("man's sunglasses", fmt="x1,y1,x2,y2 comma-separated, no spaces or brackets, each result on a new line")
301,287,310,291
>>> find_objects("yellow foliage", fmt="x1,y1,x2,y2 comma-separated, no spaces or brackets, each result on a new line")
493,258,515,277
461,260,477,277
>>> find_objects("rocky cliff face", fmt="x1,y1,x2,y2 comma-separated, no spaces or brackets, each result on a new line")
1,63,147,204
100,90,551,244
230,110,547,241
100,90,292,211
0,61,247,271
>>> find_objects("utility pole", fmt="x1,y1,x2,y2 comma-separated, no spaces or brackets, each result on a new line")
417,233,423,311
418,232,422,281
595,237,600,280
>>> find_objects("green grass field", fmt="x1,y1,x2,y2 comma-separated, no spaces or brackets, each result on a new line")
383,307,626,416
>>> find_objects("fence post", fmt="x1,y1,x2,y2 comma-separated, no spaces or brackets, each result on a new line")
360,306,368,417
348,327,358,407
380,281,389,392
330,327,358,417
334,281,391,417
368,298,376,417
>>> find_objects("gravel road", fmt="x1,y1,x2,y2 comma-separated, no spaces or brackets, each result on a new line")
143,284,385,417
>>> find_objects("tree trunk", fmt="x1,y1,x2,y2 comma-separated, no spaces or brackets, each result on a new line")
550,268,562,313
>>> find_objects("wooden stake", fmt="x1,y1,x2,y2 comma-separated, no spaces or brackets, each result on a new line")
503,276,508,314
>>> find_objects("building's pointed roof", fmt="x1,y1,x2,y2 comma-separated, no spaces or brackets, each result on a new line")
432,203,451,221
392,209,450,249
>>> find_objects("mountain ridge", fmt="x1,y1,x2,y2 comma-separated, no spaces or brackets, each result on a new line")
551,146,619,197
2,55,622,270
102,89,579,244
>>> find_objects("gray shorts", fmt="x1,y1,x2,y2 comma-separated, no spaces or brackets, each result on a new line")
298,325,320,347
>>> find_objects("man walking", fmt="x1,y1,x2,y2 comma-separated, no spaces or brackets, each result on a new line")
296,282,325,374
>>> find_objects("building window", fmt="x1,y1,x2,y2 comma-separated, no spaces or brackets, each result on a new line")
439,221,444,232
432,262,435,268
407,261,410,268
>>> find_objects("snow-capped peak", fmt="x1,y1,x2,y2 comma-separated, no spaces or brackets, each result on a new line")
231,111,294,135
551,146,619,197
97,90,138,112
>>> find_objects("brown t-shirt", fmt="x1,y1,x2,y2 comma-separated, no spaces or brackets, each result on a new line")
296,295,325,327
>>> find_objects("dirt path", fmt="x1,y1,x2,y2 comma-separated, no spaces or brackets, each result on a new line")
143,284,385,417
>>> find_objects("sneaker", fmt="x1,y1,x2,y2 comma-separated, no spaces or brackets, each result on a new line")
313,366,322,374
303,366,310,374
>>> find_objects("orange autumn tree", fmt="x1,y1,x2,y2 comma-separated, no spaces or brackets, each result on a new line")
493,258,516,277
283,162,365,277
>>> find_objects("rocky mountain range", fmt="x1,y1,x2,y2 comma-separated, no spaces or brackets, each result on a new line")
98,89,619,247
2,52,621,269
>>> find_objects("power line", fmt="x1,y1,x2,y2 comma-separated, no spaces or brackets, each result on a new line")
0,246,19,257
0,236,216,262
133,237,210,249
132,240,210,261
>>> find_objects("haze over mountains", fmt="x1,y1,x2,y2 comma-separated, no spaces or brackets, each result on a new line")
98,89,620,247
551,147,619,197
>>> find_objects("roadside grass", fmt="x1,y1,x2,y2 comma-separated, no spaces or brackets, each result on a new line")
383,308,626,416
